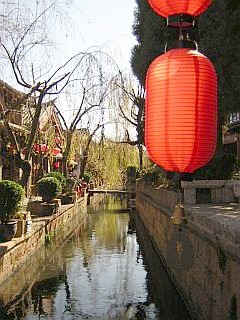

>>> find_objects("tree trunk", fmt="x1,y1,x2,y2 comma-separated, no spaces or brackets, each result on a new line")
62,130,73,176
79,151,88,179
138,144,143,170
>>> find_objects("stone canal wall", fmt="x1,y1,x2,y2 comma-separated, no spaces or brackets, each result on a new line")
0,198,87,285
136,180,240,320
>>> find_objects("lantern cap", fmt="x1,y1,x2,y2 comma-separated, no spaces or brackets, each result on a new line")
165,37,198,52
167,14,195,28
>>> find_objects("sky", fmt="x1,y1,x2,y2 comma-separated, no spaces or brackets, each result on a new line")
56,0,137,72
52,0,138,136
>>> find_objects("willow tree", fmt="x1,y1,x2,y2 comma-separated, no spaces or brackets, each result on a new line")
112,74,145,170
54,50,120,176
86,138,140,189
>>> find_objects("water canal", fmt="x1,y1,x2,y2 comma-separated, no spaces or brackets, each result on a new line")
0,197,191,320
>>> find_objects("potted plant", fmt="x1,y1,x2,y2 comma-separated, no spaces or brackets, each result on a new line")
35,177,62,216
0,180,25,242
44,172,66,189
61,177,77,204
37,177,62,203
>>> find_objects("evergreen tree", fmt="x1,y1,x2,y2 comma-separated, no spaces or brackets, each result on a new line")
131,0,240,118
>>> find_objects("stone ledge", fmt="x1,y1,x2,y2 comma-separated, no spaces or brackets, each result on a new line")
0,197,87,285
185,203,240,257
0,222,44,258
181,180,234,188
181,180,235,204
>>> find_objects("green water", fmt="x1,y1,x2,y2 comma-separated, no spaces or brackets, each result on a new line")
0,197,191,319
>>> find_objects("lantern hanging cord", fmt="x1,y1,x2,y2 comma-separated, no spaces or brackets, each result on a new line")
178,30,199,51
178,173,182,205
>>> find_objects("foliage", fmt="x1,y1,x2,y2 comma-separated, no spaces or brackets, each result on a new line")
82,171,92,183
0,180,25,223
44,172,67,188
139,164,178,190
231,161,240,180
37,177,62,203
64,178,77,195
194,153,236,180
111,75,145,169
86,139,146,189
126,166,139,179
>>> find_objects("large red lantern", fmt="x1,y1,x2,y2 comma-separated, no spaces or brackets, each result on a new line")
148,0,212,27
145,48,217,173
148,0,212,18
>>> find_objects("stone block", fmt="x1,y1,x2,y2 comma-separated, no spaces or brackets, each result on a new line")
222,187,235,203
211,188,222,203
234,181,240,198
184,188,196,204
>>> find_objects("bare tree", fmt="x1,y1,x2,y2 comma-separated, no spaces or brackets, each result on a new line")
0,1,119,189
0,1,73,188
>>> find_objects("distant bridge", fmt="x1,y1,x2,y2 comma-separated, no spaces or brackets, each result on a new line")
88,189,135,195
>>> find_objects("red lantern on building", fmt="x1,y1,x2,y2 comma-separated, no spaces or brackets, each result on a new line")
148,0,212,27
40,144,49,153
145,48,217,173
55,136,61,145
34,144,49,154
52,147,61,155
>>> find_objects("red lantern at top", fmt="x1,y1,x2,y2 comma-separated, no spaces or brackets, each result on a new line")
148,0,212,27
145,48,217,173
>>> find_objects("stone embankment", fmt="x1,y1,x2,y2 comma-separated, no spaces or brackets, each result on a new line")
136,179,240,320
0,197,89,285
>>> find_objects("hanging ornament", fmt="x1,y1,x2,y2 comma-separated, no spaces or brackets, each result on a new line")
52,147,61,155
55,136,61,145
145,48,217,173
40,144,49,153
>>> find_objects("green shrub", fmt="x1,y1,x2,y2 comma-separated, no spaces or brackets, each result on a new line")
37,177,62,203
194,153,236,180
65,178,77,195
82,171,92,183
232,160,240,180
139,165,178,190
0,180,25,223
44,172,66,188
126,166,138,181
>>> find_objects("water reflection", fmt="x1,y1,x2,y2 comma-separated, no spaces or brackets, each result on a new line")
0,196,191,319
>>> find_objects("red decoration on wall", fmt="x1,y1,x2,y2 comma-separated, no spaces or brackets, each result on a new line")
53,161,60,169
145,48,217,173
148,0,212,18
55,136,61,145
52,147,61,155
40,144,49,153
34,144,49,154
